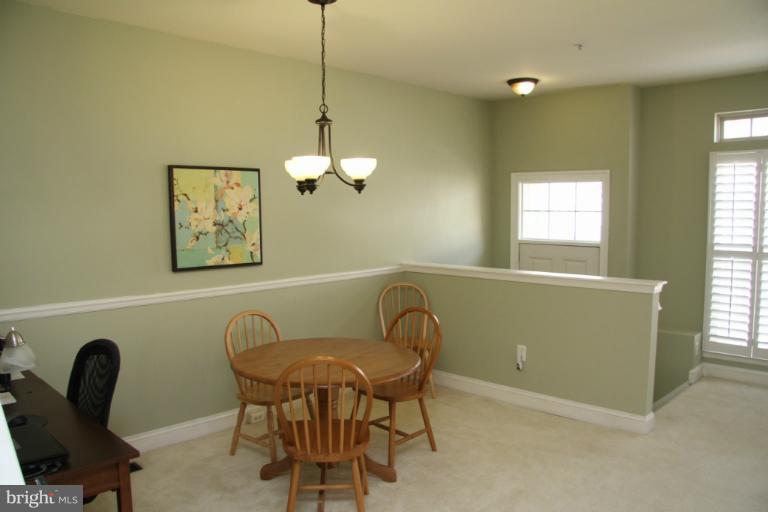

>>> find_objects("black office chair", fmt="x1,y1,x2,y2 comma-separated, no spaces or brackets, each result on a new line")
66,339,120,428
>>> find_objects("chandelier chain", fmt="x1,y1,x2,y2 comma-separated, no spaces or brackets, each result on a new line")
319,4,328,114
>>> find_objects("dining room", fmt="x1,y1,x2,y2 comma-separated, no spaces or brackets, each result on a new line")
2,0,768,510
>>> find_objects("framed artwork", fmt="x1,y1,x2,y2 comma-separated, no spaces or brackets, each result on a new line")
168,165,263,272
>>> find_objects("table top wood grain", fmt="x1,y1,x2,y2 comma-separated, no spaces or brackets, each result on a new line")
230,337,420,386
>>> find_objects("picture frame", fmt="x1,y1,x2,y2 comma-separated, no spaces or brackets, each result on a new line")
168,165,263,272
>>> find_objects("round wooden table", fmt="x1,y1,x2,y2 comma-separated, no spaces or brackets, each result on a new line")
230,337,421,482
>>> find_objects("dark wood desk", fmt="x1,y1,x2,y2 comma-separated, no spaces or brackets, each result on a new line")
4,372,139,511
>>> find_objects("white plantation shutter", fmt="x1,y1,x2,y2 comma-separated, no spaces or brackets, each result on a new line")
709,257,752,346
705,151,768,359
757,260,768,351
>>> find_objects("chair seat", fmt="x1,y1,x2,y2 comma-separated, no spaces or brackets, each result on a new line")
284,419,370,462
370,378,423,402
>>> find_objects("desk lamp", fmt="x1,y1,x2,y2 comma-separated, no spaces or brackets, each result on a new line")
0,327,36,391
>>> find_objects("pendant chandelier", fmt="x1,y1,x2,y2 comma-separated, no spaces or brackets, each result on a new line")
285,0,377,195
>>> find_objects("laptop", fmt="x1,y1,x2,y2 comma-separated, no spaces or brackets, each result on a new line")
11,423,69,477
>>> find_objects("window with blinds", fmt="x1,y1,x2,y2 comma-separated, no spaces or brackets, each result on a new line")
705,151,768,359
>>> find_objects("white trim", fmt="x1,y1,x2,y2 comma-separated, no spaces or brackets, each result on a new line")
510,170,610,277
653,381,689,411
689,364,703,384
0,266,402,322
432,370,654,434
703,351,768,367
0,262,667,322
702,362,768,386
124,407,240,453
715,108,768,143
402,262,665,294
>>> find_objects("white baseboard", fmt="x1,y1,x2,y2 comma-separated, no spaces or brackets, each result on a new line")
689,364,703,384
653,381,689,411
432,370,654,434
124,407,240,454
702,362,768,386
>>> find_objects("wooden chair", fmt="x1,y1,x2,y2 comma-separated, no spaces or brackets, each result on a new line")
369,307,442,472
378,282,437,398
274,356,373,512
224,310,283,460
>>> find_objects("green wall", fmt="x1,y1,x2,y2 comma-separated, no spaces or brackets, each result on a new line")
489,72,768,377
0,2,492,435
490,85,639,277
4,0,764,436
653,330,700,403
2,274,401,436
405,272,659,415
0,1,492,309
635,71,768,333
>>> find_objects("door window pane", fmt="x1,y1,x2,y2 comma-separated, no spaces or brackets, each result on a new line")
549,212,575,240
522,183,548,210
519,179,603,243
549,183,576,211
521,211,548,239
576,182,602,211
575,212,602,241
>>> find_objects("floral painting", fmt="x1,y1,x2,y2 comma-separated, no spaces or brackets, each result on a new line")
168,166,262,271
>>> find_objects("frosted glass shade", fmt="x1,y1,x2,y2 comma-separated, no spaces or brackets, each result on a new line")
509,80,537,96
0,344,36,373
340,158,377,180
285,156,330,181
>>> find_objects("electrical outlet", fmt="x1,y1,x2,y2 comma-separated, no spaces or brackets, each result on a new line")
246,407,266,424
516,345,527,371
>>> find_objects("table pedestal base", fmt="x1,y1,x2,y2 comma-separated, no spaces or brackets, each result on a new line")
260,456,292,480
363,454,396,482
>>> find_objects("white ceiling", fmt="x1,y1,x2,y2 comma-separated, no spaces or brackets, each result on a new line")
21,0,768,99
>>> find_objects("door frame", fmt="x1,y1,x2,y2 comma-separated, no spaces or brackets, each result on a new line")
510,170,610,276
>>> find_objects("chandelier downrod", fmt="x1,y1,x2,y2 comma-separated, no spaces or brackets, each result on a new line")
285,0,376,196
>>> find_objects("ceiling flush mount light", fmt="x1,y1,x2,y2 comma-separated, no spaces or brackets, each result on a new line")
286,0,377,195
507,77,540,97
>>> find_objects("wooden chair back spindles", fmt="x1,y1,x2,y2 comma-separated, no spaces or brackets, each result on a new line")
274,357,373,511
274,357,373,462
225,309,282,358
385,307,442,393
223,310,283,459
378,282,429,338
225,310,281,396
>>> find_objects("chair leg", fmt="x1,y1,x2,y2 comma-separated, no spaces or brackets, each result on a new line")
429,374,437,399
266,405,278,463
351,457,366,512
358,456,369,495
387,401,397,468
418,397,437,451
229,402,246,456
287,460,302,512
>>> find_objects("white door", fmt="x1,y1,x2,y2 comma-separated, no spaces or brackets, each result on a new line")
519,243,600,274
511,171,609,277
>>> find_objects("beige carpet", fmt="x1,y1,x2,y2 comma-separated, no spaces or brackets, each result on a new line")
88,377,768,511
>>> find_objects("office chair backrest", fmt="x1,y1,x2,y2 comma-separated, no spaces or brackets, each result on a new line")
66,339,121,427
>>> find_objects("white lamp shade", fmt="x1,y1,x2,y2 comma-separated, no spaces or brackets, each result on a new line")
510,80,537,96
286,156,330,180
0,344,36,373
340,158,377,180
284,159,304,180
